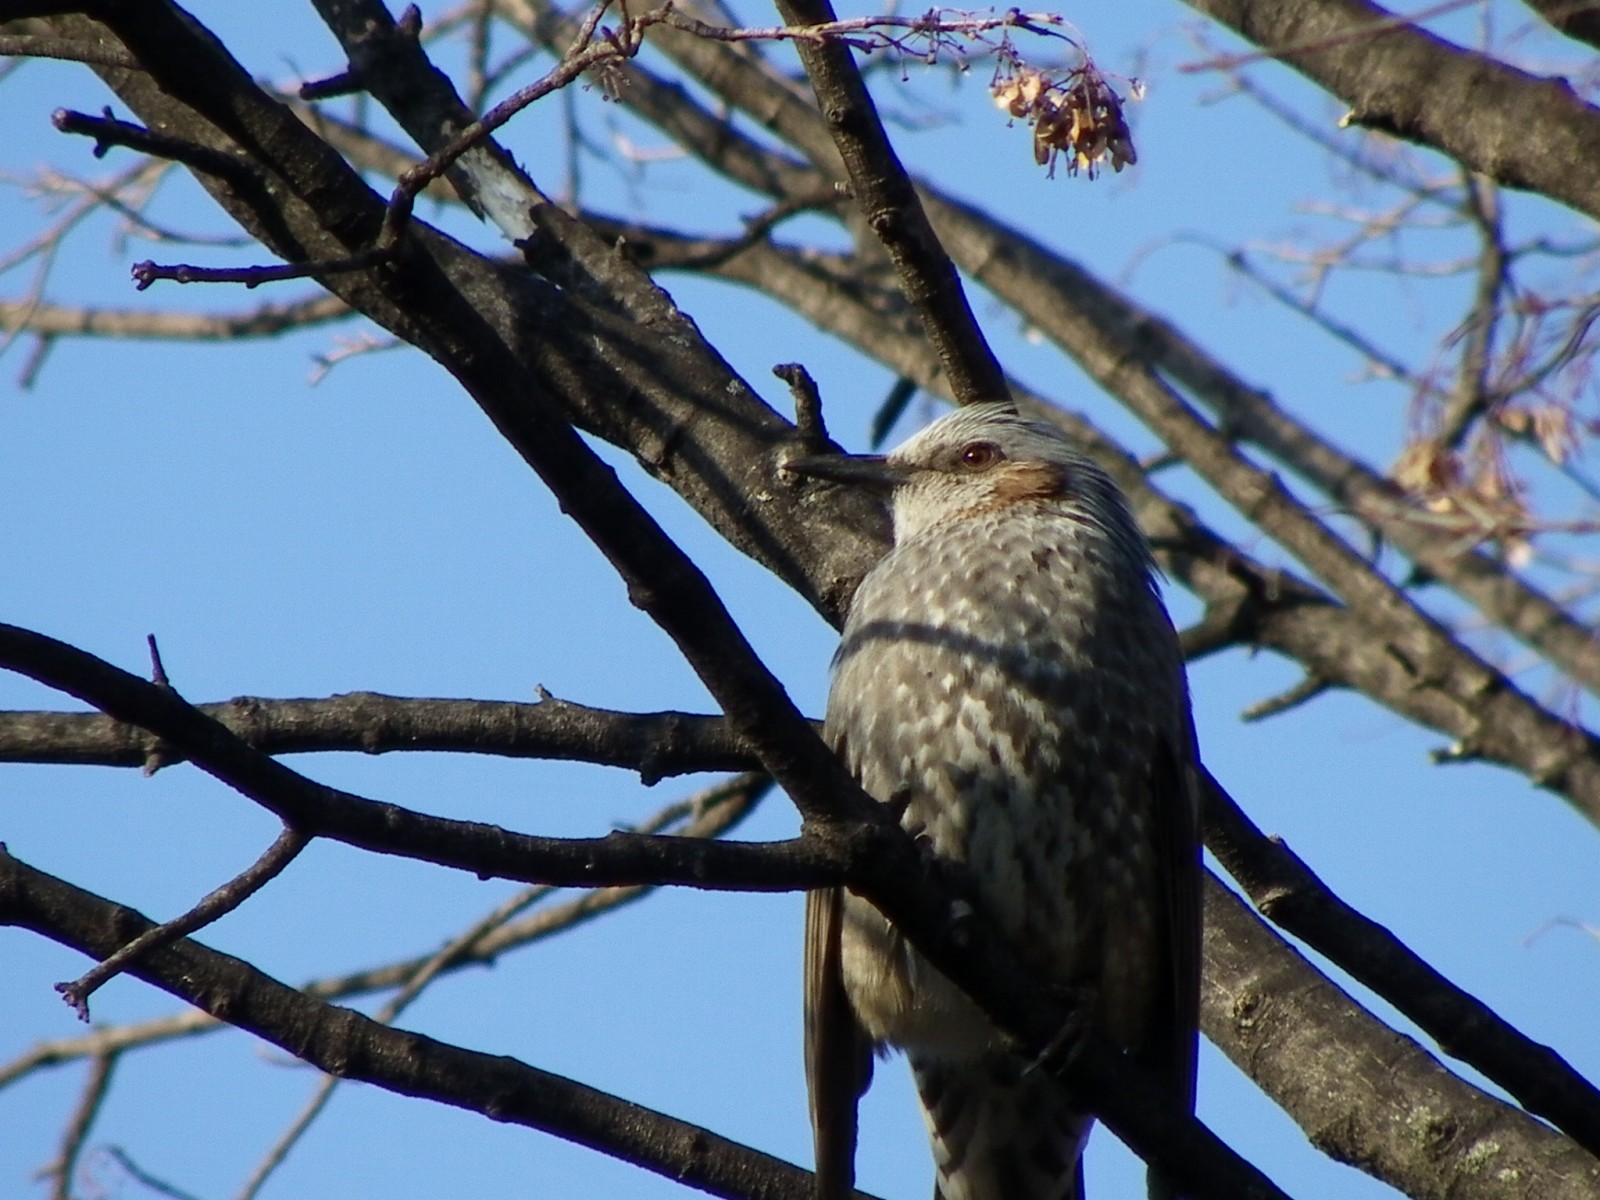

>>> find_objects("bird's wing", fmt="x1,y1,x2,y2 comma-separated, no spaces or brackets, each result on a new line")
1144,730,1204,1200
804,884,873,1200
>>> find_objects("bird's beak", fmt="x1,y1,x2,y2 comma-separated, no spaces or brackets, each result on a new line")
785,452,912,492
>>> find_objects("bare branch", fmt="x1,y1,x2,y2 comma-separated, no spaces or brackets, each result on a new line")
99,1146,206,1200
0,623,841,895
53,106,248,180
0,847,856,1200
0,32,138,69
38,1052,117,1200
0,691,768,781
1202,876,1600,1198
1,777,769,1090
1179,0,1600,223
0,293,350,340
1202,768,1600,1159
55,824,311,1022
773,0,1012,406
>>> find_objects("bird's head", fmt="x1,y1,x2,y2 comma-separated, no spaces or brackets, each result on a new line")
790,402,1147,555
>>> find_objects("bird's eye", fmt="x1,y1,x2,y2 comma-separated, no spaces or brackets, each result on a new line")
958,442,1002,470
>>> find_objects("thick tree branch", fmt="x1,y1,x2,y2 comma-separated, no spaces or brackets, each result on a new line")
1202,769,1600,1159
0,692,766,781
1180,0,1600,223
1,777,769,1089
533,21,1600,826
1203,877,1600,1198
0,848,860,1200
0,623,842,895
0,30,137,69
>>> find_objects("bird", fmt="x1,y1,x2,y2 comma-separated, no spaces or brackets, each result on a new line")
788,402,1201,1200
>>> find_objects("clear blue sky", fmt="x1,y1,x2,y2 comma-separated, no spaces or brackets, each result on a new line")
3,3,1597,1199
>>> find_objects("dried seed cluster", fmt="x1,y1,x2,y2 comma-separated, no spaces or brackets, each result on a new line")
991,61,1136,179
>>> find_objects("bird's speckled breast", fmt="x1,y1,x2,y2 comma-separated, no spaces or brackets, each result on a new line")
825,503,1184,1053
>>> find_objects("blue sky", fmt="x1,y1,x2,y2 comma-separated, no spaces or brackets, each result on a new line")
3,3,1598,1199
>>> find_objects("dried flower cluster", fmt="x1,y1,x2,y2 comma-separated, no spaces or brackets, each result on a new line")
1393,438,1535,563
991,59,1136,179
1390,398,1596,564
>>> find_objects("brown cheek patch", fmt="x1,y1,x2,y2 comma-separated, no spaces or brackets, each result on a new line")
993,461,1069,503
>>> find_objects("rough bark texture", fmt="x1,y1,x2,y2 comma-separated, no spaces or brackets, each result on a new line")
1182,0,1600,222
3,1,1599,1198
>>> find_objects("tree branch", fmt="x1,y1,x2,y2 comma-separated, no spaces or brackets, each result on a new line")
0,293,350,340
1180,0,1600,223
0,847,860,1200
767,0,1012,406
39,1051,117,1200
0,691,768,782
0,623,842,895
1203,876,1600,1198
1202,768,1600,1159
54,823,310,1021
1,776,769,1089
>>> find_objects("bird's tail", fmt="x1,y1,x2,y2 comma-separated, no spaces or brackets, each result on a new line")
910,1053,1091,1200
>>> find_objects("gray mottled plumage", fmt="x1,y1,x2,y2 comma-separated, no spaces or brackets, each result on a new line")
795,403,1201,1200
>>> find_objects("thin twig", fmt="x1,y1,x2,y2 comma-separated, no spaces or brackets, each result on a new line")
53,107,244,178
100,1147,207,1200
37,1051,117,1200
55,825,308,1024
55,824,311,1021
1240,674,1332,722
0,776,768,1091
774,362,828,449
